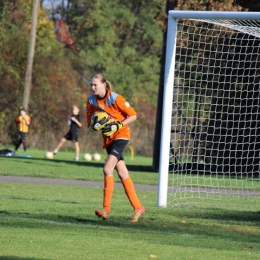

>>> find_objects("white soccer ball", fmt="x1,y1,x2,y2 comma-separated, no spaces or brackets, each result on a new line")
83,153,92,161
92,153,101,161
45,151,54,159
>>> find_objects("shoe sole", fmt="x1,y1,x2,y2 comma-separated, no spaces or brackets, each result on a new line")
130,208,146,223
95,211,109,221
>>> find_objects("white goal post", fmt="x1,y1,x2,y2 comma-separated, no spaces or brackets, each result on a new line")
158,11,260,211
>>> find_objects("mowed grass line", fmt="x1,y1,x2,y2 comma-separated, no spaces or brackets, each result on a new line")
0,148,157,185
1,148,259,189
0,182,259,260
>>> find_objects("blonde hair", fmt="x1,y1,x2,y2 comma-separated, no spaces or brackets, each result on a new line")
91,73,112,90
72,105,79,110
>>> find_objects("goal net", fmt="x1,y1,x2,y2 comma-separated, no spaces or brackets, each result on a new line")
158,11,260,211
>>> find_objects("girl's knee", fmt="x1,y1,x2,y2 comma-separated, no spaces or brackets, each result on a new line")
117,171,129,180
103,166,113,177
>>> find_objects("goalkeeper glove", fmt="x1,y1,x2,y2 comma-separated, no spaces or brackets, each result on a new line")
90,116,110,132
102,120,123,136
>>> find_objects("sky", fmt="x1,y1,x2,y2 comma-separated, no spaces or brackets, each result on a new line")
42,0,68,9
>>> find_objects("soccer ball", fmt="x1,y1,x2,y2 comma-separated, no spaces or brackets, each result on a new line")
91,110,110,130
45,151,54,159
92,153,101,161
83,153,92,161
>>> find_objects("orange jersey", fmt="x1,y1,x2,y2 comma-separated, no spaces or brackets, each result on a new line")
15,115,31,133
87,90,137,148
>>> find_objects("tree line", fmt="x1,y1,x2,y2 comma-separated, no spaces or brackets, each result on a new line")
0,0,259,157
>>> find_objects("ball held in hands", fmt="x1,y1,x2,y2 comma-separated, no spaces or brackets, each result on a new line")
90,110,110,131
102,120,123,136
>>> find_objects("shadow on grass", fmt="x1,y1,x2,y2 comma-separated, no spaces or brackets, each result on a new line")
172,207,260,222
0,257,48,260
1,155,154,172
0,208,259,245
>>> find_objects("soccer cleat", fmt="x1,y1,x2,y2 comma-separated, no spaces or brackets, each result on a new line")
95,209,109,220
74,156,79,161
130,206,146,223
49,150,57,155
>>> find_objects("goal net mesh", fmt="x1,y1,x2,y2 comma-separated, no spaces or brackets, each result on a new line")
168,18,260,211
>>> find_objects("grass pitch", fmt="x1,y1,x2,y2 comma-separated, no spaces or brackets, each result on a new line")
0,182,259,260
0,148,259,259
0,148,156,184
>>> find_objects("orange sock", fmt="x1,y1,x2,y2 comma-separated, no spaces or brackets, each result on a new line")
103,176,114,214
122,176,142,210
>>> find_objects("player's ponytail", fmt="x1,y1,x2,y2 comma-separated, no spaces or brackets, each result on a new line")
105,80,112,90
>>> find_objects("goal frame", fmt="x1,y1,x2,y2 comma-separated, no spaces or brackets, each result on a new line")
158,10,260,207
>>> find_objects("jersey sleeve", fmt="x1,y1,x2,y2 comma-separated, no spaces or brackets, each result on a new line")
86,98,95,127
15,116,20,123
115,95,137,118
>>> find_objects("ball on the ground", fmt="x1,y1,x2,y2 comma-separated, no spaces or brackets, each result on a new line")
92,153,101,161
83,153,92,161
45,151,54,159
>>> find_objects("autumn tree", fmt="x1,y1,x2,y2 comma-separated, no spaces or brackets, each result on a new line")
0,0,85,149
51,0,164,109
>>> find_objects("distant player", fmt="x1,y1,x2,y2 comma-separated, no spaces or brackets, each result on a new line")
12,107,31,155
51,105,82,161
87,73,146,222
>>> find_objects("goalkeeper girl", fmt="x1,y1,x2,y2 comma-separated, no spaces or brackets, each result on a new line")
86,73,145,222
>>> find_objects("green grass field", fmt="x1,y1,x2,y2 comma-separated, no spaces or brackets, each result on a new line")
0,148,259,259
0,148,156,184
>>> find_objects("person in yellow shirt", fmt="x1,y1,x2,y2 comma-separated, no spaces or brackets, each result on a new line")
12,108,31,155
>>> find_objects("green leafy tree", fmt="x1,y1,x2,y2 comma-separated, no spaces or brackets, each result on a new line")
0,0,84,148
57,0,164,110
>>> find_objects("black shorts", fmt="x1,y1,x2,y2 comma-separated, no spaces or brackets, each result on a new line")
64,131,78,142
106,139,129,161
19,132,27,141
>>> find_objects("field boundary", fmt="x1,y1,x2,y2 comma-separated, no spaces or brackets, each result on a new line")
1,175,260,197
0,175,157,191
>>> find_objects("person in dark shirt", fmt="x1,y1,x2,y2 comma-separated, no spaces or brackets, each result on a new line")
51,105,82,161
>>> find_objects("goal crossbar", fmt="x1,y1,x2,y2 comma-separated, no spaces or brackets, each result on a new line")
167,10,260,20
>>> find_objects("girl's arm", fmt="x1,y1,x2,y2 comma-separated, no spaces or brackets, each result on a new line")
121,115,137,126
71,117,82,127
24,116,30,125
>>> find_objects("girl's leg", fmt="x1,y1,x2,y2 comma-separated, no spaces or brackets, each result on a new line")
95,155,117,220
102,155,118,213
15,138,22,151
22,139,27,152
96,139,145,222
19,132,27,152
53,138,66,154
116,160,142,211
15,132,25,152
74,142,80,158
